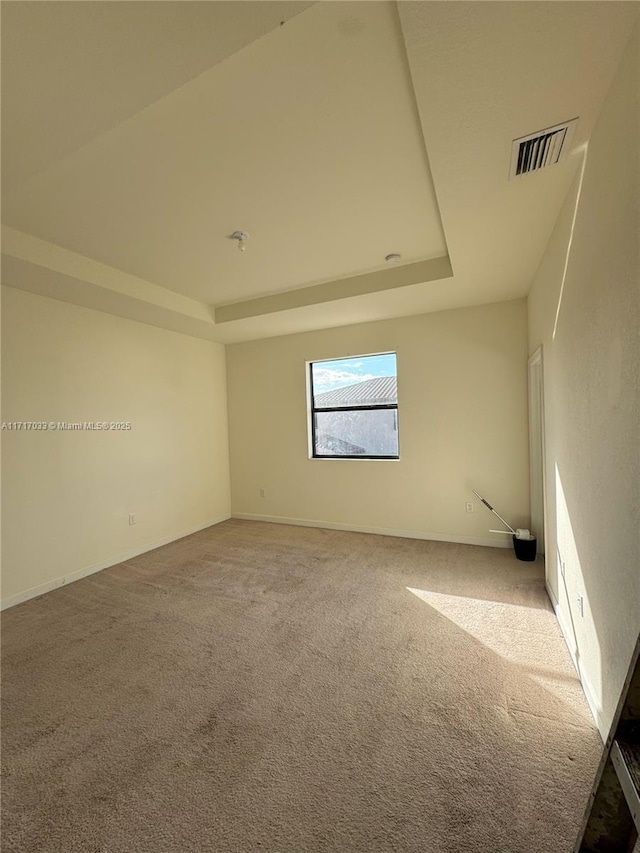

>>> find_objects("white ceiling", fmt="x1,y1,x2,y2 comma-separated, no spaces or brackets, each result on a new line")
1,0,313,192
2,1,638,344
2,2,446,305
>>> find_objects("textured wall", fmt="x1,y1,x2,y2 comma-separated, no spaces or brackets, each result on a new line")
528,25,639,736
1,287,230,605
227,299,530,547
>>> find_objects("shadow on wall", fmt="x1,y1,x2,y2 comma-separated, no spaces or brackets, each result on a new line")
536,31,640,735
552,463,603,723
549,453,636,735
552,144,589,342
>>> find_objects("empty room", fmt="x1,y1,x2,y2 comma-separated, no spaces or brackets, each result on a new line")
1,2,639,852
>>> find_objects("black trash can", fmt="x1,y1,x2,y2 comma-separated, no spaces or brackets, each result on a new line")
513,535,537,561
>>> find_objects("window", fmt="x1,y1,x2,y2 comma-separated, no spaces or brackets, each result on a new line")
309,353,399,459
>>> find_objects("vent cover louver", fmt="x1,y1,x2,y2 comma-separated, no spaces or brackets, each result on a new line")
509,118,578,179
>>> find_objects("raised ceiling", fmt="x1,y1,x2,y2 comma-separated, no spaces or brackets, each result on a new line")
2,1,638,343
1,0,313,192
2,2,447,305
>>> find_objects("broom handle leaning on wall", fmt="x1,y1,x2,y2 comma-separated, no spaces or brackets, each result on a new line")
472,490,516,534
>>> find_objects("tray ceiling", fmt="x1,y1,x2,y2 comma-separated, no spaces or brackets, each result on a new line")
2,1,637,343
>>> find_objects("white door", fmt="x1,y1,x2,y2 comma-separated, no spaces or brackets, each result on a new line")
528,347,545,555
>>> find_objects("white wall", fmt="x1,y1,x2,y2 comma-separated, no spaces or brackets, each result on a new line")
227,299,530,546
528,25,639,737
1,286,230,607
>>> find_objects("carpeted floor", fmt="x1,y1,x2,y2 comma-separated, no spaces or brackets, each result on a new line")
2,520,601,852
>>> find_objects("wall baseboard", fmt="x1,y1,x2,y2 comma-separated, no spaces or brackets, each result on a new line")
232,513,512,549
545,582,576,660
545,580,606,739
1,514,231,611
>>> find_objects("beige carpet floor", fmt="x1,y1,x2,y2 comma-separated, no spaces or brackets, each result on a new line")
2,520,601,852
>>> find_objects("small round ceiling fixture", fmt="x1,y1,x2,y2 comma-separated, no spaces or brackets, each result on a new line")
231,231,249,252
385,253,401,265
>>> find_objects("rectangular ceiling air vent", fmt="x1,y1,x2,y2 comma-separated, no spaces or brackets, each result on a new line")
509,118,578,179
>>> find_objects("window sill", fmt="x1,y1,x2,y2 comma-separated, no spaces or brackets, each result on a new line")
309,456,401,462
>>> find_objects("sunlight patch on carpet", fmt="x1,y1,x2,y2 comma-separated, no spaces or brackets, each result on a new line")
407,587,590,720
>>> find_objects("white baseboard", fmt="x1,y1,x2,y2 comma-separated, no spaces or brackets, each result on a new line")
232,513,512,549
579,667,606,740
545,580,606,739
545,581,577,661
1,514,231,611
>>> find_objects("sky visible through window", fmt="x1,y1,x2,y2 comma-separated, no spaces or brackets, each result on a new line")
311,353,397,395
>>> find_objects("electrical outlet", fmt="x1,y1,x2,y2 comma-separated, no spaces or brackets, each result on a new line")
260,488,266,498
129,513,136,526
465,502,474,513
577,594,584,617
